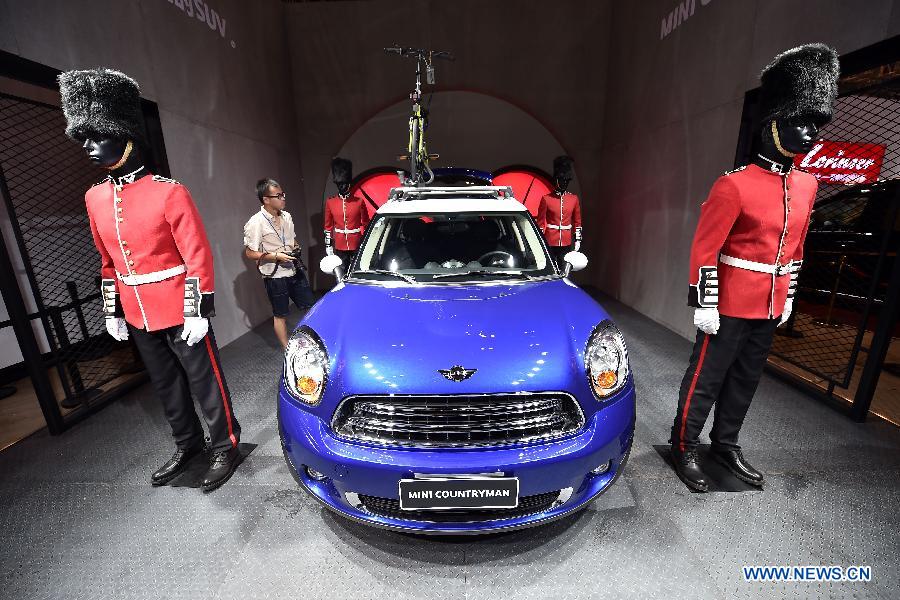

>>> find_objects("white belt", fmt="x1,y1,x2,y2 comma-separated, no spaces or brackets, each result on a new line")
719,253,793,276
116,264,186,286
335,227,361,234
546,224,572,230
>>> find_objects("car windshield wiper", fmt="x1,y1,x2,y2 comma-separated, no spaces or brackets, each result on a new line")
351,269,418,284
431,270,533,280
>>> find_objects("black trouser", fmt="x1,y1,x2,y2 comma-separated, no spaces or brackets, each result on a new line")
129,323,240,452
335,249,357,269
263,270,315,316
548,244,573,269
670,315,778,452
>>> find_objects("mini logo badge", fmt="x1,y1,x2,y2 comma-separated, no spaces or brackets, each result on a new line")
439,365,477,382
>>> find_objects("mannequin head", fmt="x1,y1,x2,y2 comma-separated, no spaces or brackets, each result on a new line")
773,117,818,156
81,135,131,169
758,116,818,163
755,43,839,167
335,179,351,197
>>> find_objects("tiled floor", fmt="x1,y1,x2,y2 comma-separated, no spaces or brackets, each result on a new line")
1,296,898,600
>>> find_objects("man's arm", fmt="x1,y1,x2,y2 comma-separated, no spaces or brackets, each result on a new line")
245,247,291,262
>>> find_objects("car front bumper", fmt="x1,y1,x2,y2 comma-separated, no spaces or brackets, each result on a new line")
278,385,635,534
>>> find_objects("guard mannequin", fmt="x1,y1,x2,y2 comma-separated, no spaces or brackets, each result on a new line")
323,158,370,269
58,68,241,491
670,44,839,491
542,156,583,268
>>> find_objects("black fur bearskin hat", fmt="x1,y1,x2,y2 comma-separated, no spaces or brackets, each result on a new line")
58,68,146,144
759,43,840,127
331,157,353,185
553,155,574,181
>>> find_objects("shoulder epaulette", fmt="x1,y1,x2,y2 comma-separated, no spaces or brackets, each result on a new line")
152,175,181,184
723,165,747,176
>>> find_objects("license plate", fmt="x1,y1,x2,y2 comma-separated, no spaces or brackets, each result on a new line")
398,476,519,510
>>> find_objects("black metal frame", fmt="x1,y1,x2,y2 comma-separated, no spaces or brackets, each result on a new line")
734,35,900,422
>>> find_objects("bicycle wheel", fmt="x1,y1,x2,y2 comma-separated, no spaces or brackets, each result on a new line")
409,116,420,184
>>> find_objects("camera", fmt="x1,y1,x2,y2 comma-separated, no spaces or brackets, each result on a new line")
283,247,307,271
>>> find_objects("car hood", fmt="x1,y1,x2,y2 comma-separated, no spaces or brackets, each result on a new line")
301,279,610,396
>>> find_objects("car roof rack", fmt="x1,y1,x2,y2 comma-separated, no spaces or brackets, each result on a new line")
387,185,516,203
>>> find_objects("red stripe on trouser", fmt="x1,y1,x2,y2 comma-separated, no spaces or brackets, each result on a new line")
679,333,710,451
205,336,237,448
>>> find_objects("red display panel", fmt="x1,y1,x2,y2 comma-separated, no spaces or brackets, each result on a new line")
493,170,553,218
794,140,886,185
350,171,403,219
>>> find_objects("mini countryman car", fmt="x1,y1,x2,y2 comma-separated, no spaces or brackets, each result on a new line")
278,185,635,534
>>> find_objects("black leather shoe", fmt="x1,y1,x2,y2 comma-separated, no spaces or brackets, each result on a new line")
201,447,240,492
671,446,709,492
151,444,204,486
711,447,764,486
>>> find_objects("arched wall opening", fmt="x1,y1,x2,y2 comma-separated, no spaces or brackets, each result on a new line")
322,90,577,200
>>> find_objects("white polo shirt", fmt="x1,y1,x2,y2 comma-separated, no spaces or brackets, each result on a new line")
243,207,298,278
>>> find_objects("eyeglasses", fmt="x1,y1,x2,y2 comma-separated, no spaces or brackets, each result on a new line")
264,193,286,199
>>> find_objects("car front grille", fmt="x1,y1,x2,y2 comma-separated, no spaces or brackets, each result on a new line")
357,490,561,523
331,393,584,447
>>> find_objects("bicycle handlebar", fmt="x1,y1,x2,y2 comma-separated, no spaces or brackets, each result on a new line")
383,46,454,61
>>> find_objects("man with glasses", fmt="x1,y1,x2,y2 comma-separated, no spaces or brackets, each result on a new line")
244,178,315,349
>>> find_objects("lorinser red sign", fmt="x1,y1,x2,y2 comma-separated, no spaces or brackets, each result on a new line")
794,141,886,184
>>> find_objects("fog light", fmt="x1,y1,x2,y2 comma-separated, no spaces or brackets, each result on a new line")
306,466,327,481
297,376,320,395
594,370,617,389
591,460,611,475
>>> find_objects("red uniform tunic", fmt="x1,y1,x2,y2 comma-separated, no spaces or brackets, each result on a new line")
86,174,215,331
542,191,582,246
323,194,370,252
688,163,816,319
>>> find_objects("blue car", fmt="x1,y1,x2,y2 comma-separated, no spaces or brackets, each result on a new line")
278,185,635,534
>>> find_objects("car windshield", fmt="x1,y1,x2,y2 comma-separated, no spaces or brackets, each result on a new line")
348,211,557,283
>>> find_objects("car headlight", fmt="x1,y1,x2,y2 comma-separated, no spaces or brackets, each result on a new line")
585,320,629,399
284,329,327,405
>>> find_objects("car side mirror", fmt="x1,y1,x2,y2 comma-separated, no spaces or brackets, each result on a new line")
320,254,344,278
563,251,588,274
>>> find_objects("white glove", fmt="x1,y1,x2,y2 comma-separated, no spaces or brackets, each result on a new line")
694,307,720,335
105,317,129,341
573,241,582,252
180,317,209,346
325,245,334,256
779,299,793,326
